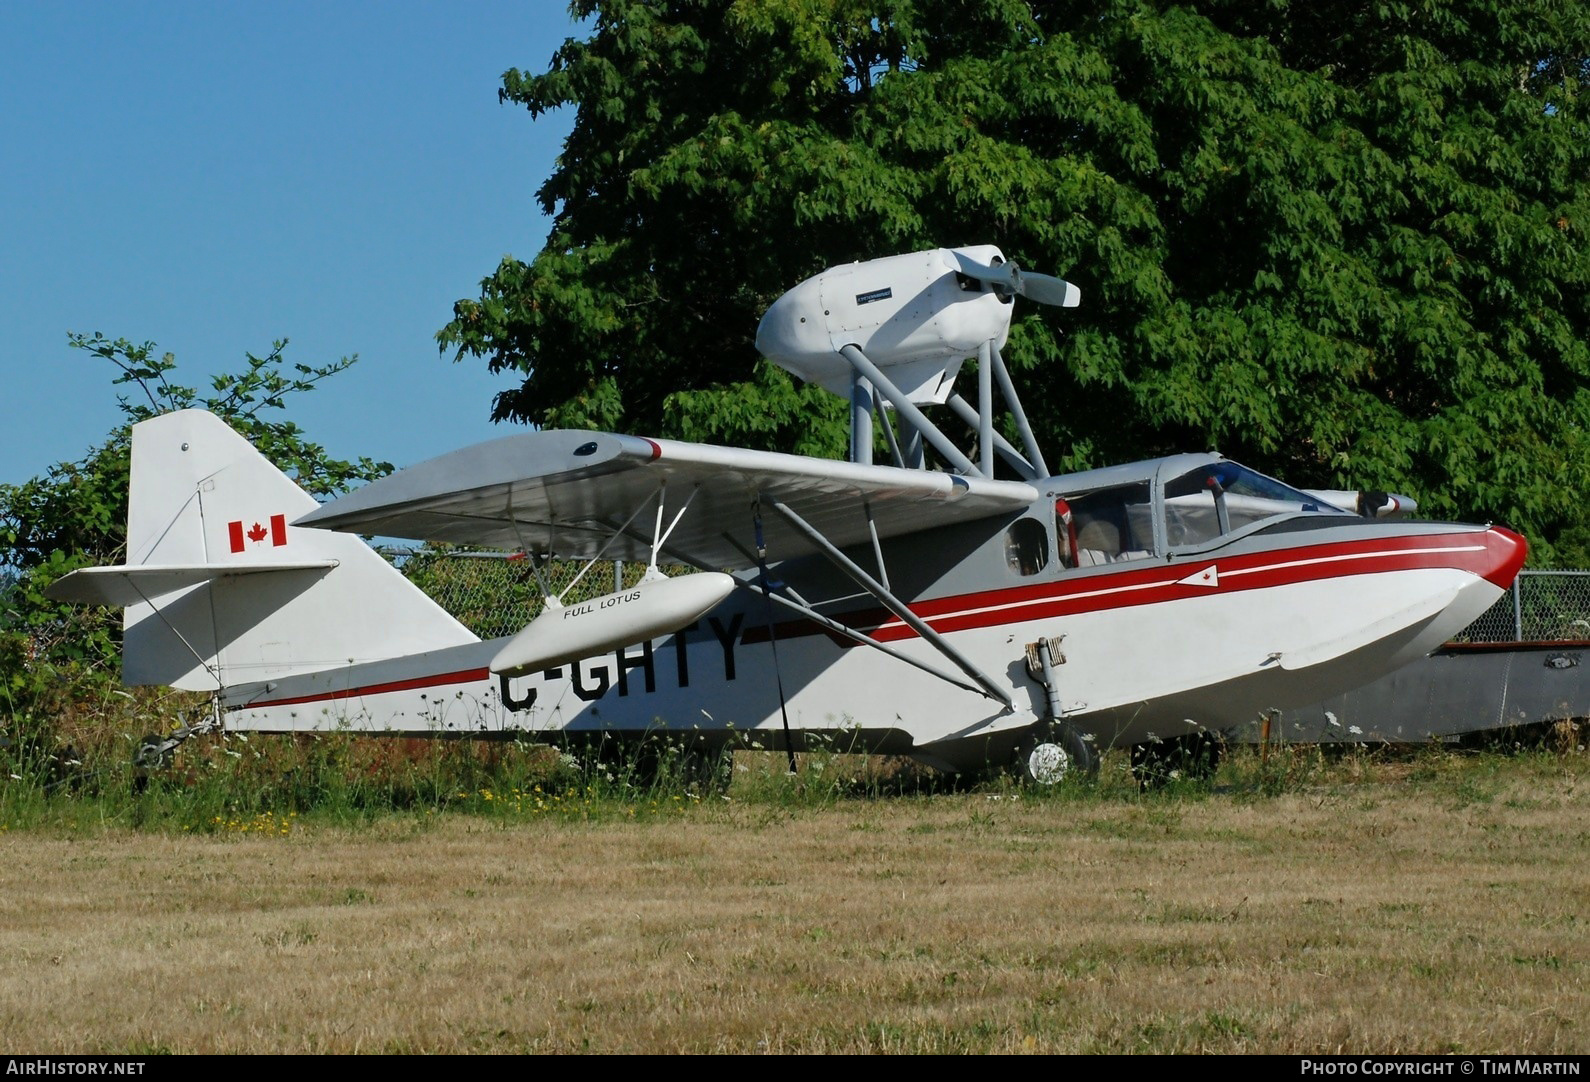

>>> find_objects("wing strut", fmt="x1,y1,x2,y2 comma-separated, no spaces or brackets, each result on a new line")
946,395,1036,479
552,485,660,603
751,504,799,774
767,498,1014,708
864,501,890,591
991,346,1049,478
838,345,980,476
736,578,991,697
877,404,910,469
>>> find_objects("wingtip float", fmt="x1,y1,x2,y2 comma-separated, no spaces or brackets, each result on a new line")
490,571,736,679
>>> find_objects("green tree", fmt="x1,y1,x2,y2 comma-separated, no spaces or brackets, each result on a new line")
444,0,1590,562
0,336,389,705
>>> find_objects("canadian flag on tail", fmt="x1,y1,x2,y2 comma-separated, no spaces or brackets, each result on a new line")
228,514,288,553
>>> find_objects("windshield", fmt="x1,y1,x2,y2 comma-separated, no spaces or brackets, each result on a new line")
1162,462,1349,548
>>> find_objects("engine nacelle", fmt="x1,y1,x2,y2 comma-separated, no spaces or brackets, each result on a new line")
756,245,1018,404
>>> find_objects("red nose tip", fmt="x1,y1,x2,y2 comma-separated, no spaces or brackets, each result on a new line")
1482,527,1528,589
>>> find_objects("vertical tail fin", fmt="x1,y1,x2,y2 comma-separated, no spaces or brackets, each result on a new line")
55,409,476,691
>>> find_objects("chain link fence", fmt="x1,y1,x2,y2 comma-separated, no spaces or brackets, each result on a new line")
1454,570,1590,643
392,549,686,641
397,551,1590,646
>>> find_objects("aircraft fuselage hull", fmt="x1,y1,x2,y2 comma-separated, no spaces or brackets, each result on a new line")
224,520,1522,773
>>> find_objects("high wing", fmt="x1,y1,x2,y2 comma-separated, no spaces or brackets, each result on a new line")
296,430,1039,570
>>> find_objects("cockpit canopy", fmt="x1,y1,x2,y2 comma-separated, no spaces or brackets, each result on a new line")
1041,454,1353,570
1160,459,1350,550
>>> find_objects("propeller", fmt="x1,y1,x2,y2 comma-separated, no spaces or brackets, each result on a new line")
950,250,1081,308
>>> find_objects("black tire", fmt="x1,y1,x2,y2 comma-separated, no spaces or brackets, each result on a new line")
133,733,173,771
1013,722,1097,786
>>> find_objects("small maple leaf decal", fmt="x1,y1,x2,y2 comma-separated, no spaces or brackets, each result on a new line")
247,522,268,543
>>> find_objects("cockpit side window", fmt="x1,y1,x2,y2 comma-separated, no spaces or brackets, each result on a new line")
1066,483,1153,565
1004,517,1050,577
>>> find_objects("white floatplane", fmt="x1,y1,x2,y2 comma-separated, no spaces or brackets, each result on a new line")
49,245,1526,784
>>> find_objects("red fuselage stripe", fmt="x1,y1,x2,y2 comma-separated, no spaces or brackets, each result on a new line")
249,667,491,708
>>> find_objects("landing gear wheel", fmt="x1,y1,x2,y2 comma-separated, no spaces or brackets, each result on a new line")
1014,723,1097,786
133,732,175,771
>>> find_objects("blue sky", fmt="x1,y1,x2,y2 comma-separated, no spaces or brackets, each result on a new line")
1,1,582,486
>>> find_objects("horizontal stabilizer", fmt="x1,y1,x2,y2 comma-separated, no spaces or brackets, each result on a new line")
47,561,337,607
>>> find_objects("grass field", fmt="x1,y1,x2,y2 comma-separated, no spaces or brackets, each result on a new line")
1,737,1587,1054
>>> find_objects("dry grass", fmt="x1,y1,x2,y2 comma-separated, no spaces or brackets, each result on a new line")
1,749,1587,1054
